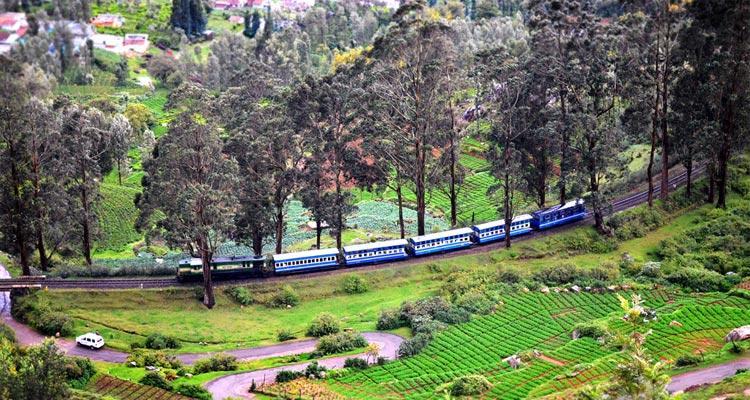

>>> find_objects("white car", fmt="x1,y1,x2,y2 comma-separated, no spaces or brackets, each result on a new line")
76,332,105,349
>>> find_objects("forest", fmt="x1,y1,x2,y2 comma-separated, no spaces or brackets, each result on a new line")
0,0,748,312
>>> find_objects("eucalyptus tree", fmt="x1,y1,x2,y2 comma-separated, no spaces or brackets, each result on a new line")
138,111,239,308
289,69,384,248
477,48,536,248
110,114,133,186
366,0,456,235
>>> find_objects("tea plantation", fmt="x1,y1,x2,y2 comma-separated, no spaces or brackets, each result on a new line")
326,290,750,399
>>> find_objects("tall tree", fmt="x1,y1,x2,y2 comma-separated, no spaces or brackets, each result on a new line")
681,0,750,208
170,0,207,37
110,114,133,186
367,1,455,235
138,112,239,308
60,104,110,266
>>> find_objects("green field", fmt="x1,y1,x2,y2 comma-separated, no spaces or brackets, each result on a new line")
324,291,750,399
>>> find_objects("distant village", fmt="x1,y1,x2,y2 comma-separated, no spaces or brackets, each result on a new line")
0,0,400,56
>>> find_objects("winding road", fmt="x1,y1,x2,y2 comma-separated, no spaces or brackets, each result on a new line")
667,358,750,393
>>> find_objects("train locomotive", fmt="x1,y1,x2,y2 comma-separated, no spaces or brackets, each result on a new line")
176,199,586,281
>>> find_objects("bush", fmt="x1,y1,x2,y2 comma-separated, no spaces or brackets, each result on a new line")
606,206,667,241
675,354,702,367
174,384,212,400
144,333,181,350
304,361,327,379
666,268,731,292
0,322,16,343
192,353,238,374
36,311,73,336
344,357,369,370
314,331,367,356
277,329,296,342
397,333,432,357
376,309,404,330
226,286,253,306
445,375,492,396
399,297,452,327
127,350,182,369
139,371,171,390
270,285,300,308
65,357,96,389
533,264,579,286
573,322,608,339
307,313,341,337
455,291,498,315
275,370,303,383
341,275,368,294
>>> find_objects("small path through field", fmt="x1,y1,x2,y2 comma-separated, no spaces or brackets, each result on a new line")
668,358,750,393
205,332,403,400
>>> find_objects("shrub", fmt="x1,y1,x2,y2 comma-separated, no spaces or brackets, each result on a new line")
729,289,750,301
446,375,492,396
144,333,181,350
307,313,341,337
139,371,171,390
497,269,522,284
412,318,448,336
270,285,300,308
640,261,663,278
397,333,432,357
533,264,579,286
399,297,452,327
127,350,182,369
341,275,368,294
434,306,471,325
275,370,303,383
0,323,16,343
314,332,367,356
193,353,238,374
573,322,608,339
226,286,253,306
675,354,702,367
174,384,212,400
376,309,404,330
277,329,296,342
304,361,327,379
344,357,369,370
65,357,96,389
455,291,497,315
606,206,667,241
666,268,731,292
36,311,73,336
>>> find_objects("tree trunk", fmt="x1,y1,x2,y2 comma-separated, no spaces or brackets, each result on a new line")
448,101,458,227
646,127,656,207
707,162,715,204
315,219,322,249
117,158,123,186
252,232,263,256
396,180,405,239
36,227,49,271
415,137,426,236
80,165,92,266
716,137,730,209
10,154,30,275
274,204,284,254
503,146,512,249
659,8,671,201
198,236,215,309
335,173,343,249
685,158,693,198
558,90,569,205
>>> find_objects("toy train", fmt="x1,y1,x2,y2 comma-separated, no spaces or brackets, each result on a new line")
176,199,586,281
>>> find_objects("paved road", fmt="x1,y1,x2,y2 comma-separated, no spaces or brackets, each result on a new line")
204,332,403,400
667,358,750,393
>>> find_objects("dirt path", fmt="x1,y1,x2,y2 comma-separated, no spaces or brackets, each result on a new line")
668,358,750,393
204,333,403,400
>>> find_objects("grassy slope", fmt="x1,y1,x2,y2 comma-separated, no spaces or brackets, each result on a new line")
42,199,708,353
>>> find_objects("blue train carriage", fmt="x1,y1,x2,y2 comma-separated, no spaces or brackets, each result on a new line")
531,198,586,230
408,227,475,256
272,248,341,274
177,255,264,281
471,214,534,244
343,239,410,266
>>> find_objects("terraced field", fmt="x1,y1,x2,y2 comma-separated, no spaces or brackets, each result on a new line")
87,375,192,400
326,290,750,399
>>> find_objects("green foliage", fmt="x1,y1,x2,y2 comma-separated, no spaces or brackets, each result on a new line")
192,353,238,374
666,268,731,292
314,331,367,356
139,371,171,390
443,374,493,396
95,183,142,253
0,339,71,399
307,312,341,337
127,350,182,369
275,370,303,383
226,286,253,306
174,383,212,400
606,206,668,241
269,285,301,308
0,322,16,343
397,333,432,357
277,329,296,342
12,292,73,336
341,274,369,294
64,357,96,389
144,333,181,350
376,308,405,330
304,361,328,379
674,354,702,367
124,103,156,135
573,322,608,340
344,357,369,370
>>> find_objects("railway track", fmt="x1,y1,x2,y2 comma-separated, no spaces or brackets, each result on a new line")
0,165,704,291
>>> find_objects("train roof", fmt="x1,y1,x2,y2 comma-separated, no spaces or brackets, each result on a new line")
272,248,340,262
343,239,409,253
472,214,533,230
533,199,585,216
178,255,263,266
410,227,474,243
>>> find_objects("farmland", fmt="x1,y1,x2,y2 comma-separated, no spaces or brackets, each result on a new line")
85,374,192,400
323,291,750,399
